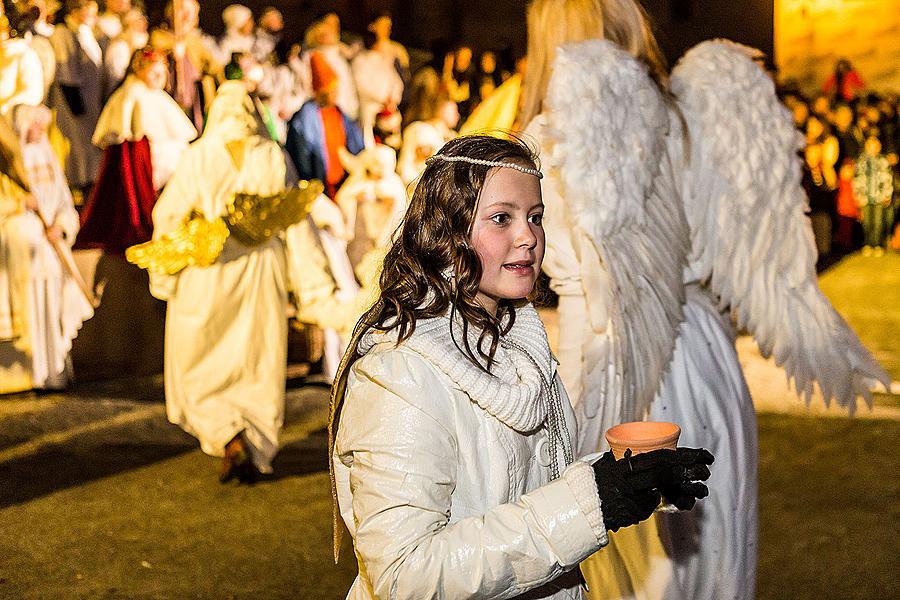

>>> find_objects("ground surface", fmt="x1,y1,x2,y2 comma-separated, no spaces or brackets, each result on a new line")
1,252,898,599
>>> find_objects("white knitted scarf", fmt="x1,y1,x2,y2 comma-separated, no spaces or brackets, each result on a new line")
357,303,556,434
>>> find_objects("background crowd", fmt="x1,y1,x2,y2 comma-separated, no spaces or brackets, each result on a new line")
780,59,900,265
0,0,897,398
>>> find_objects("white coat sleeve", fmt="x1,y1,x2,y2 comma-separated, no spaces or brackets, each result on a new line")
336,349,607,600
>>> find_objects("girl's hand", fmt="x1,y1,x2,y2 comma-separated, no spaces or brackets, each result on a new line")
46,225,64,243
592,447,714,531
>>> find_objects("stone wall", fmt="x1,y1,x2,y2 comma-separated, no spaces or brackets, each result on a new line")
775,0,900,96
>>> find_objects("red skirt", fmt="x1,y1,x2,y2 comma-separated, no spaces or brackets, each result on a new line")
74,137,156,256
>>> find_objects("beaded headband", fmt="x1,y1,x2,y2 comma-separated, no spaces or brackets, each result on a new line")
425,154,543,178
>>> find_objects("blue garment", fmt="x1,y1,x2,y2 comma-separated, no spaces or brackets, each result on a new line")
285,100,364,186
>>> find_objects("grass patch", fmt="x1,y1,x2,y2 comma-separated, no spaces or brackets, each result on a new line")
757,412,900,599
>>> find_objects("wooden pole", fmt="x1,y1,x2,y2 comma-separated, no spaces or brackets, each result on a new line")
30,207,99,308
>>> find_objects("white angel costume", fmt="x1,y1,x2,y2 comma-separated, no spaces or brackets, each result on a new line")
15,106,93,389
0,37,44,115
149,82,296,473
529,39,888,600
335,144,407,269
351,49,403,148
93,74,198,191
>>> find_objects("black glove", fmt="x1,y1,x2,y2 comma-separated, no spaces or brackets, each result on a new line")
593,447,714,532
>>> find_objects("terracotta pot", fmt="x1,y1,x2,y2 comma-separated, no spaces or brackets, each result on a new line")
605,421,681,460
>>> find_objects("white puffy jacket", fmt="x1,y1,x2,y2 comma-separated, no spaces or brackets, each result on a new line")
333,304,609,599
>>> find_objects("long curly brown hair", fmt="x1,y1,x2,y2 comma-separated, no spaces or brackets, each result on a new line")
340,134,541,380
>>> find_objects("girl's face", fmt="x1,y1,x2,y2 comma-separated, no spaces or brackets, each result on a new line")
137,60,168,90
469,166,545,316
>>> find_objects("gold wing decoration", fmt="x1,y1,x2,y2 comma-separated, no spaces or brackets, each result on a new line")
126,180,323,275
125,211,230,275
225,179,323,247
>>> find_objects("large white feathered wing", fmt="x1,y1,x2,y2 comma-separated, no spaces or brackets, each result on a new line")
671,40,889,412
542,40,689,423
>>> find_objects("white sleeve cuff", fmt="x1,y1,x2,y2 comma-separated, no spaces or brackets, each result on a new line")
562,460,609,546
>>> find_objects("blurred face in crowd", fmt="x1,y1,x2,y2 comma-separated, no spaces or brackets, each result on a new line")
239,16,255,36
175,0,200,31
455,46,473,71
833,105,854,130
438,99,459,129
806,116,824,143
137,59,168,90
863,106,881,125
792,103,809,128
107,0,131,15
260,10,283,34
368,15,391,41
323,12,340,35
74,2,99,28
315,21,338,46
804,143,822,169
481,51,497,74
864,136,881,156
812,95,830,117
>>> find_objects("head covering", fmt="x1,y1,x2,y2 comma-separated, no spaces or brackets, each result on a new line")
203,80,260,141
222,4,252,33
309,51,337,93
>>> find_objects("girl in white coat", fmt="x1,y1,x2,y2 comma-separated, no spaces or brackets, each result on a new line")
329,134,714,599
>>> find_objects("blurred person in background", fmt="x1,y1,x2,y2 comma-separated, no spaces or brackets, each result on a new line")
75,47,196,255
150,0,222,130
216,3,254,67
303,11,358,121
823,58,865,105
251,5,281,65
397,89,457,187
853,130,894,256
352,28,402,148
4,104,93,390
102,7,147,93
443,44,475,121
48,0,104,197
95,0,129,40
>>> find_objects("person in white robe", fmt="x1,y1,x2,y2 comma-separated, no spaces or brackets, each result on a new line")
147,81,301,482
48,0,104,191
351,36,403,148
94,49,196,191
0,32,44,115
216,4,254,68
520,2,890,600
9,104,92,389
0,114,34,393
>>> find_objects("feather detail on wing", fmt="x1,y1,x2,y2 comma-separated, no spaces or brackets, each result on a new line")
543,40,689,423
671,40,889,413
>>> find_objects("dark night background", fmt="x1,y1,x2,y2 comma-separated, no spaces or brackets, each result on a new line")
141,0,774,69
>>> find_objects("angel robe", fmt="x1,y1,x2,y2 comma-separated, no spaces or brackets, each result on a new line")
149,123,295,472
532,39,887,600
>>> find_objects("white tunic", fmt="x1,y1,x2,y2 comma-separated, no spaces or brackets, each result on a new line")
150,94,292,471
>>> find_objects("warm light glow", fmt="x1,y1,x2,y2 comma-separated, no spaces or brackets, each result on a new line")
775,0,900,95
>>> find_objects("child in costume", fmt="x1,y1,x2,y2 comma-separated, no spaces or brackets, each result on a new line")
329,134,714,599
75,47,197,255
853,131,894,255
